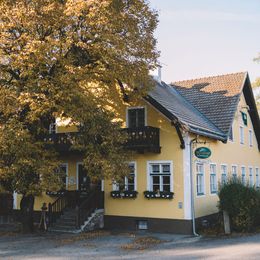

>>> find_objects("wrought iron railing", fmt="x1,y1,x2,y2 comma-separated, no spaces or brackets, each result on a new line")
76,188,104,229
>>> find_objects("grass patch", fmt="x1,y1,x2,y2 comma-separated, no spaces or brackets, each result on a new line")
121,236,163,251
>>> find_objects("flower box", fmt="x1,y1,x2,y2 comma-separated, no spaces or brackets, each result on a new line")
144,190,174,199
110,190,138,199
46,190,67,197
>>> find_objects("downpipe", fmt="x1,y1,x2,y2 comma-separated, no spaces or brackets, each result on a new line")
190,137,200,237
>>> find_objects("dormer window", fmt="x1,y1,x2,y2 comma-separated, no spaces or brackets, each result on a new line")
127,107,145,128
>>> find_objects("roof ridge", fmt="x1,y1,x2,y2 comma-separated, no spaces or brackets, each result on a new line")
171,71,247,85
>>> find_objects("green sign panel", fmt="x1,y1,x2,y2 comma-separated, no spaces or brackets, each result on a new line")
194,147,211,159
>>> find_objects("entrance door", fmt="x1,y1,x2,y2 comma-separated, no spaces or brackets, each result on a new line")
77,163,91,192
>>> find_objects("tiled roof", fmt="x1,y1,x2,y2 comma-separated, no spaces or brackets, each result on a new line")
147,81,226,140
171,72,247,135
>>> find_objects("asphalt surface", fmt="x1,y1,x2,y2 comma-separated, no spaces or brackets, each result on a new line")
0,230,259,259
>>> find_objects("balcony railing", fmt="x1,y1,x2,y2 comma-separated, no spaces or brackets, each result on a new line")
43,126,161,154
43,132,78,153
122,126,161,153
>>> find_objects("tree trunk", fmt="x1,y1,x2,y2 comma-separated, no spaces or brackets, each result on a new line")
20,195,35,233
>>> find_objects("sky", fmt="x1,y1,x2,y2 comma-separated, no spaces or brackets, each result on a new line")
149,0,260,84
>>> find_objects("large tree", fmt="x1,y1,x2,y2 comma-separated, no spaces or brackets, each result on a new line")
0,0,158,232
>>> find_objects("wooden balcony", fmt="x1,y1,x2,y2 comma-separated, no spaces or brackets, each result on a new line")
43,126,161,154
43,132,79,154
122,126,161,153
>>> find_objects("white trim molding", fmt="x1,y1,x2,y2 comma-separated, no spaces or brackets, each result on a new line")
146,160,173,192
183,135,192,220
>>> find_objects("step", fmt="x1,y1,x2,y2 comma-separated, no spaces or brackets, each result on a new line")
48,227,81,234
52,224,77,229
56,219,76,225
60,215,77,220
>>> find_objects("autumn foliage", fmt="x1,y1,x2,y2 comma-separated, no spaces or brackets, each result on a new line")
0,0,158,231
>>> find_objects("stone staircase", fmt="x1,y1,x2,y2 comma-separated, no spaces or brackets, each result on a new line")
48,208,104,234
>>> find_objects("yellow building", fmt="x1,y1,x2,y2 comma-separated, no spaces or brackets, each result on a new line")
14,72,260,234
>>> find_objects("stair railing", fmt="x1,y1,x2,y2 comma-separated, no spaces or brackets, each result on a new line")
48,193,68,226
76,187,104,229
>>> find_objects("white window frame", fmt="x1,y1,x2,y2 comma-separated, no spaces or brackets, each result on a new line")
196,162,205,196
60,163,68,189
209,163,218,194
239,126,244,145
112,162,137,191
231,165,238,180
249,129,253,147
255,167,260,188
241,166,246,186
249,166,254,187
126,106,147,128
124,162,137,191
220,164,228,185
147,161,173,192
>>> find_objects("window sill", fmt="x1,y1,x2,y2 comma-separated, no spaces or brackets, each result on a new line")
110,191,138,199
144,191,174,199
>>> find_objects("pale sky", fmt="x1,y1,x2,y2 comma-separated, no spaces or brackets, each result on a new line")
149,0,260,84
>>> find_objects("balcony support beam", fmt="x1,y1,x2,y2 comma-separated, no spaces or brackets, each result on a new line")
172,121,185,149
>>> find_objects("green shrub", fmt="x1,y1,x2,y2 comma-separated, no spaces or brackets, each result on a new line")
218,178,260,232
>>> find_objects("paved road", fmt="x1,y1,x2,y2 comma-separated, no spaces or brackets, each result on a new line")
0,231,259,259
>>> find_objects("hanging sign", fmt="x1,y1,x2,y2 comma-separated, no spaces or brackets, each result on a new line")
194,147,211,159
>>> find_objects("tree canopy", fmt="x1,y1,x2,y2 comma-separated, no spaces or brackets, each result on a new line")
0,0,159,196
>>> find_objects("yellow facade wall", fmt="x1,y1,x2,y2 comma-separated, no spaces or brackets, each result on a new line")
193,93,260,218
104,101,185,220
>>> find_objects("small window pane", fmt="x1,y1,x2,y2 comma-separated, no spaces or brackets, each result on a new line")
152,175,160,184
163,175,170,184
162,164,170,173
152,165,160,173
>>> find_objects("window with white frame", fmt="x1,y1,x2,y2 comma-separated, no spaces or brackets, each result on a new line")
221,165,227,184
124,163,136,191
148,162,172,192
196,163,205,196
239,126,244,144
113,163,136,191
256,168,260,188
232,165,237,180
241,166,246,185
249,167,254,187
249,130,253,147
58,163,68,189
210,164,217,194
127,107,145,128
